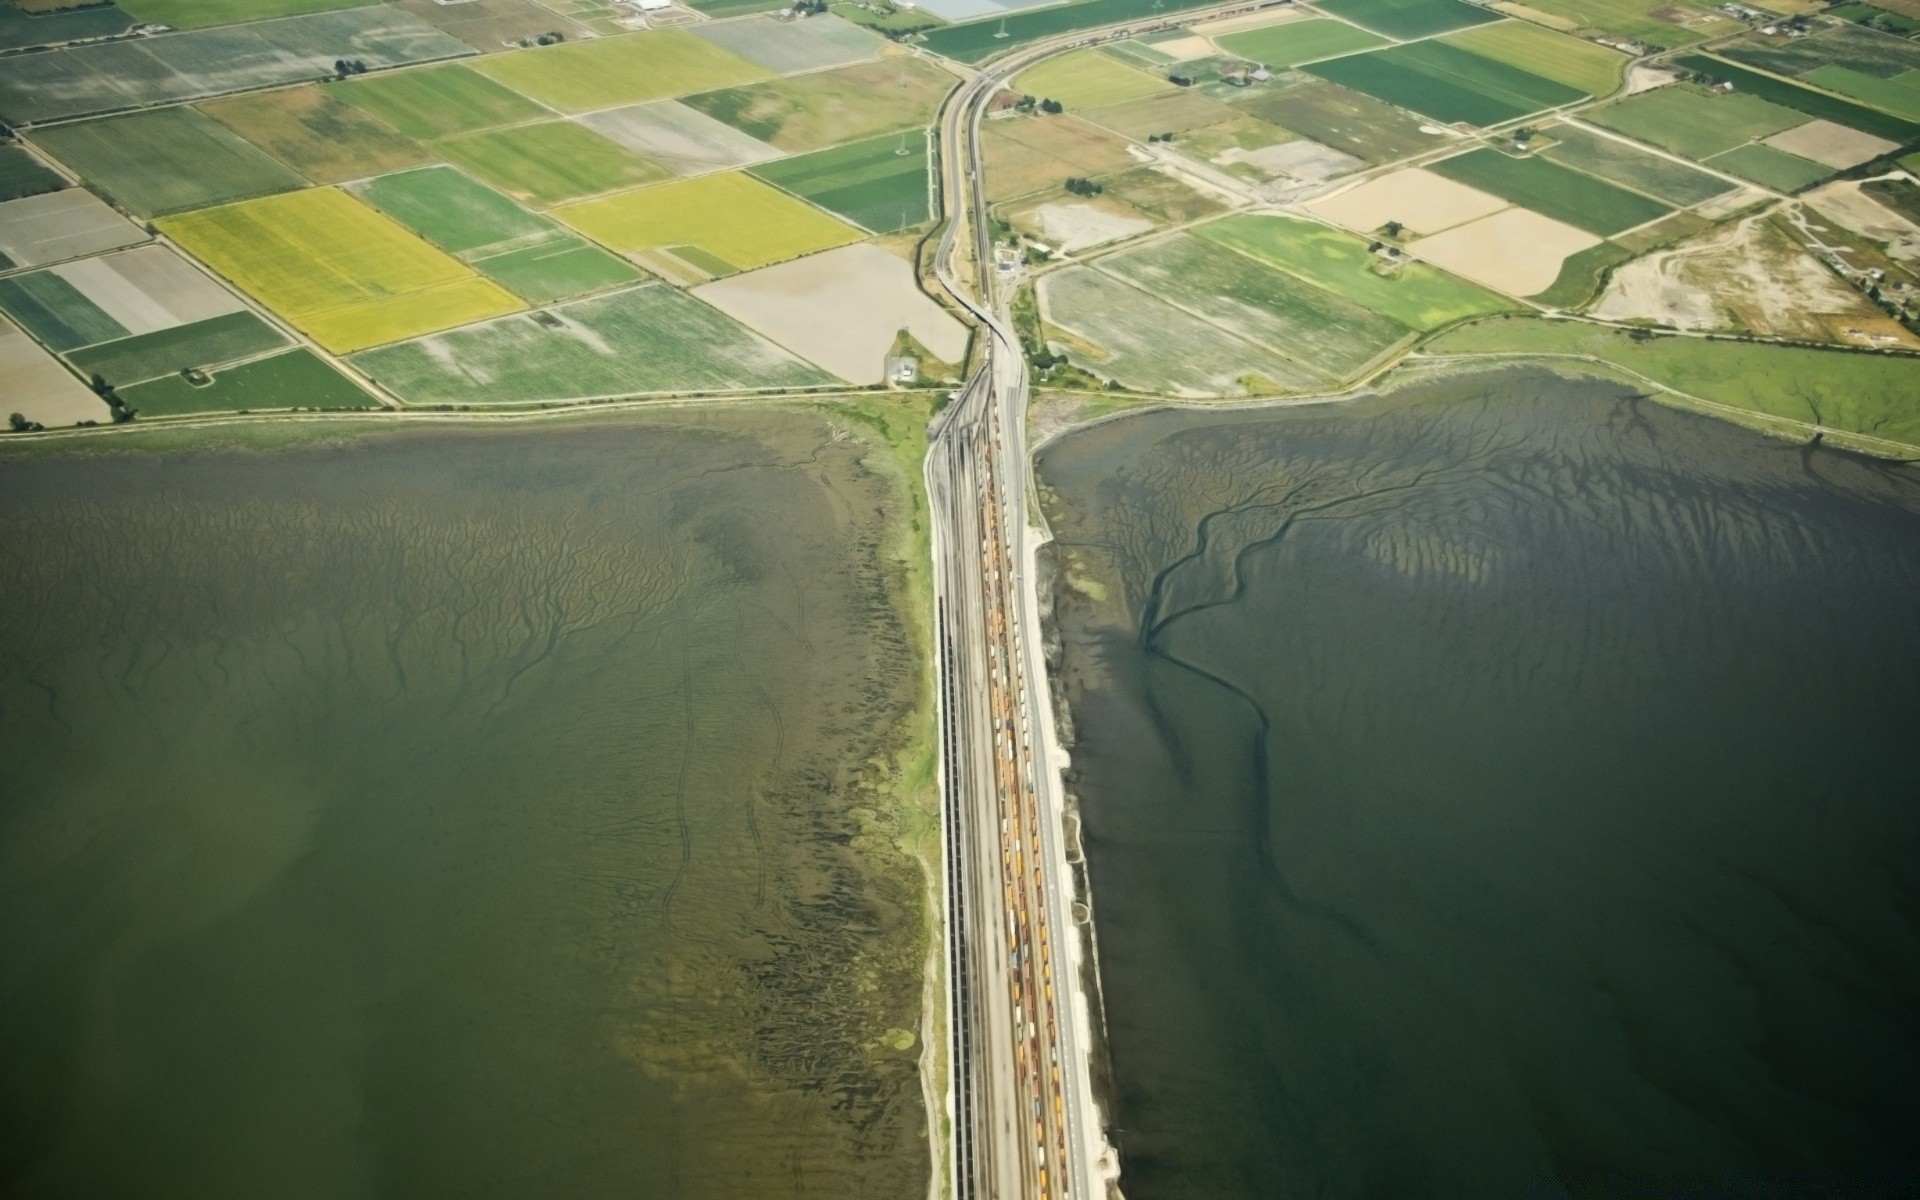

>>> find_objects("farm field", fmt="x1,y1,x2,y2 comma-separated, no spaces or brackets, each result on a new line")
1215,18,1387,68
919,0,1218,64
1314,0,1502,38
1428,315,1920,445
392,0,593,51
0,316,112,427
1197,213,1512,328
1541,125,1736,205
1800,66,1920,124
1308,167,1509,236
473,30,771,112
118,348,374,415
115,0,378,28
0,190,147,270
1305,41,1587,127
1099,232,1411,377
435,122,673,206
31,109,304,218
554,171,861,273
0,2,130,53
751,130,931,234
355,165,641,302
1039,266,1325,395
68,311,291,387
688,13,880,74
0,244,247,352
580,101,784,176
0,9,474,124
1235,79,1455,163
0,147,64,203
1011,50,1173,109
1719,23,1920,82
1430,147,1671,234
683,55,956,152
338,64,547,140
1440,20,1626,96
158,188,523,353
981,115,1136,199
1586,86,1808,159
351,283,832,402
1080,89,1244,140
1704,143,1832,192
694,242,965,382
201,86,434,186
1493,0,1738,47
1408,207,1601,296
1763,118,1900,169
1672,55,1920,145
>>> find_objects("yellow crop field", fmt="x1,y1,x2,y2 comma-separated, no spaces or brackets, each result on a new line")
159,187,522,352
1442,20,1627,96
554,172,861,272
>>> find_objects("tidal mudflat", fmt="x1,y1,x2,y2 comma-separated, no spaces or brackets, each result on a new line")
0,409,931,1199
1038,368,1920,1196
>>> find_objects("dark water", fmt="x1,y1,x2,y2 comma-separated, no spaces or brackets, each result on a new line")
0,412,929,1199
1038,369,1920,1197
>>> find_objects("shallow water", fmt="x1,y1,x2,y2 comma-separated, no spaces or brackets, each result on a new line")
0,412,929,1199
1039,369,1920,1196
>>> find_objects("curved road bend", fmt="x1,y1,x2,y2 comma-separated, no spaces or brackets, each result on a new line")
921,7,1276,1197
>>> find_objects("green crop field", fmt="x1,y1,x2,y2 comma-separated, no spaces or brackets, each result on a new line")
1441,21,1626,96
1673,54,1920,144
351,283,831,403
555,170,860,271
1704,143,1832,191
1081,89,1243,139
391,0,595,52
682,55,955,152
158,187,523,353
66,311,291,387
338,64,547,140
201,85,433,186
118,348,374,415
1586,86,1808,159
920,0,1218,64
1235,79,1449,164
1099,232,1411,377
1427,315,1920,446
0,271,127,351
1305,41,1586,127
435,121,672,206
356,165,642,302
473,29,770,112
1719,24,1920,81
1431,148,1671,234
116,0,377,29
751,130,930,233
1196,213,1512,329
1040,266,1325,394
1011,49,1173,109
1540,125,1736,205
1216,18,1387,68
31,108,304,217
1314,0,1502,38
1801,65,1920,123
0,147,63,202
1498,0,1739,48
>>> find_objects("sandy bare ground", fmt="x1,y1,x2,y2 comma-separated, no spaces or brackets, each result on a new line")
0,317,112,427
1218,138,1362,182
1624,64,1680,95
1034,202,1153,252
1696,186,1768,219
1593,213,1890,340
1309,167,1510,236
1762,119,1899,170
694,243,966,383
1805,177,1920,260
49,245,244,336
1151,34,1218,60
1410,208,1599,296
1192,8,1302,34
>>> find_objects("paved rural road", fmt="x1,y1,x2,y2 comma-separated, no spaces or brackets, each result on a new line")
920,7,1280,1196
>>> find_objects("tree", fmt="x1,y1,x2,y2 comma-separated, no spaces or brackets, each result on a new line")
1039,97,1063,114
1383,219,1403,238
